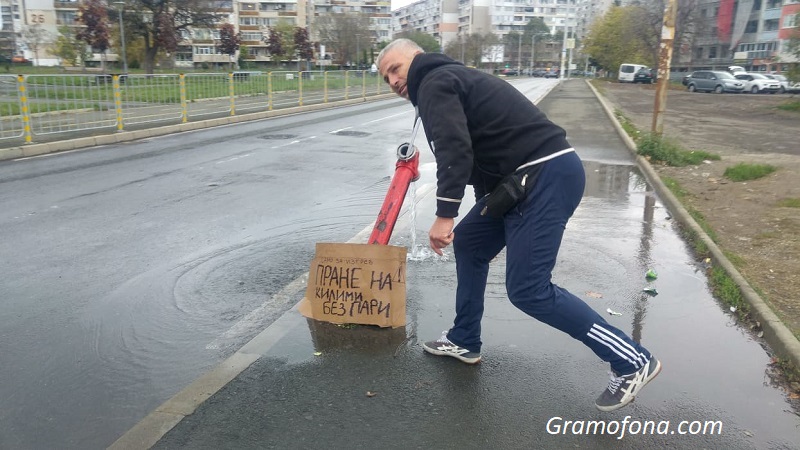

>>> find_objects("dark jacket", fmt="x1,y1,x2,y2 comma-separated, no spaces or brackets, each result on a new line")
407,53,571,218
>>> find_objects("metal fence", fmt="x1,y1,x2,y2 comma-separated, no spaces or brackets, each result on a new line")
0,70,389,147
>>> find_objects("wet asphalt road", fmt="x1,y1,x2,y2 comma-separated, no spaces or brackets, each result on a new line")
2,79,799,449
0,97,419,448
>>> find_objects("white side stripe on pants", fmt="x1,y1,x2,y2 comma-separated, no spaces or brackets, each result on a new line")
587,324,647,369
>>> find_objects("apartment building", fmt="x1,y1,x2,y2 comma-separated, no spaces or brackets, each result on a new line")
392,0,579,49
10,0,391,68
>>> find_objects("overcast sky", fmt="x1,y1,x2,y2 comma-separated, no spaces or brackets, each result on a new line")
391,0,417,10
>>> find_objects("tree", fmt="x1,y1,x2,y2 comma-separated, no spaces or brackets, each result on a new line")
295,27,314,60
396,30,440,52
76,0,111,70
218,23,240,70
125,0,220,74
583,1,702,72
21,25,53,67
443,32,500,68
584,6,651,72
294,27,314,70
52,25,90,67
238,44,250,69
265,22,296,64
0,25,15,69
313,13,372,65
787,14,800,83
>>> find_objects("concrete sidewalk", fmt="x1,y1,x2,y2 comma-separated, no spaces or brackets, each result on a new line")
110,80,800,450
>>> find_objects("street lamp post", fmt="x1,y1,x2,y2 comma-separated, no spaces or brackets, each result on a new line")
355,34,360,69
529,33,547,75
113,1,127,73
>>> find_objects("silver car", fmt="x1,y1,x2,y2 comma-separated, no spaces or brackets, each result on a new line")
734,73,781,94
685,71,745,94
765,74,790,94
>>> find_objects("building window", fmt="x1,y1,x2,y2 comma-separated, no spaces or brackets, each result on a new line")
241,32,262,41
709,46,717,58
763,19,779,31
784,14,797,29
195,46,215,55
766,0,781,8
745,20,757,33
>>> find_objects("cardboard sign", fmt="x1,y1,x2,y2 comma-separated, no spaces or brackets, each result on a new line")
299,243,407,328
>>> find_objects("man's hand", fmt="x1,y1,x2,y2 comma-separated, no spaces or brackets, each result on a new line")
429,217,455,255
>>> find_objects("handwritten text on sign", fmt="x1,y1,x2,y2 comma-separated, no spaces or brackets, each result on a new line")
314,256,403,319
300,243,407,328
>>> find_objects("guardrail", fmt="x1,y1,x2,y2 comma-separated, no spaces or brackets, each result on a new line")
0,70,387,147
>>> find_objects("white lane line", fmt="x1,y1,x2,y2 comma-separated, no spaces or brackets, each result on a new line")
329,126,352,134
270,136,317,149
13,147,93,161
363,110,412,125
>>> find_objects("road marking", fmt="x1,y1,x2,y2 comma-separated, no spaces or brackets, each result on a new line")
13,147,90,161
270,136,317,149
363,111,412,124
329,126,352,134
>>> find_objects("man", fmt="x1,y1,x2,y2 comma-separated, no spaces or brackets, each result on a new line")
377,38,661,412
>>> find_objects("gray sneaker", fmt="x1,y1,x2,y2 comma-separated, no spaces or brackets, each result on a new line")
422,331,481,364
596,356,662,412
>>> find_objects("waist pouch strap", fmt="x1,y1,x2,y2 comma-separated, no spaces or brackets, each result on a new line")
480,148,575,218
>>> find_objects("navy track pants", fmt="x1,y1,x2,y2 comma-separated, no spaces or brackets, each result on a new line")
446,151,652,375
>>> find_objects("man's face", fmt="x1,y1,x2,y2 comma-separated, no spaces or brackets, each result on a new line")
379,49,416,99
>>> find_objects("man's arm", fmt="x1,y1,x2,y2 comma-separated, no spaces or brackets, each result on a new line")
417,72,474,219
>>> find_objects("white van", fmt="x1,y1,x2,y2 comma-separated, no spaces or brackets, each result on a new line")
618,63,648,83
728,65,745,74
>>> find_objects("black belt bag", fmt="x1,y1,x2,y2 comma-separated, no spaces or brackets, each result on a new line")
478,148,575,218
479,168,535,218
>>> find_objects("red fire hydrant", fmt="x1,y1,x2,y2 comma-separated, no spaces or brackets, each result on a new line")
368,143,421,245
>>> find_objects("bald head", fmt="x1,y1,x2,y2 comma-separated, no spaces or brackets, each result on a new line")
377,39,424,100
377,39,424,69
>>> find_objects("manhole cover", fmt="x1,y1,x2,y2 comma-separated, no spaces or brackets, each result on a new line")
332,130,371,137
259,134,298,140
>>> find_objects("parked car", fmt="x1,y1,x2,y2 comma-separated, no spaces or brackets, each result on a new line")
734,73,781,94
685,71,745,93
681,72,696,86
532,69,547,77
764,74,790,94
500,68,519,76
11,55,29,63
633,68,656,84
544,70,559,78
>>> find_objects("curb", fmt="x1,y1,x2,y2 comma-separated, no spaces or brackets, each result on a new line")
585,79,800,371
0,94,397,162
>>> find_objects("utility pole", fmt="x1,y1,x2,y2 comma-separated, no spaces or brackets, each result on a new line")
652,0,677,135
559,24,568,81
460,32,465,63
356,34,360,69
113,2,128,73
517,33,522,75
